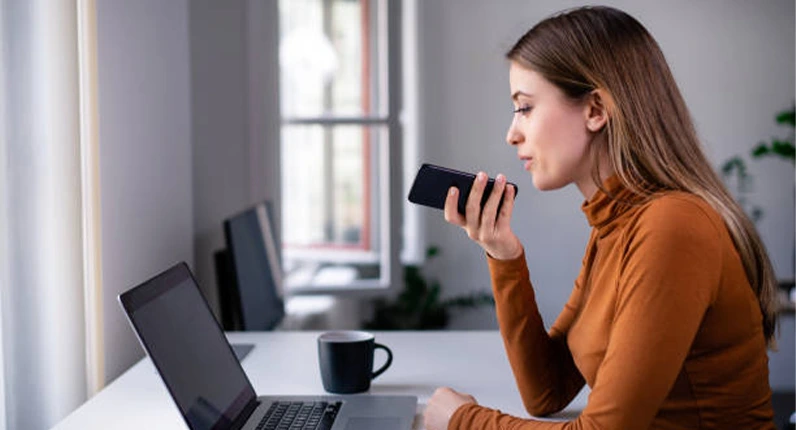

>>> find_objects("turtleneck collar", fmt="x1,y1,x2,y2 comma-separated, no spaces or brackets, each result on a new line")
581,174,641,231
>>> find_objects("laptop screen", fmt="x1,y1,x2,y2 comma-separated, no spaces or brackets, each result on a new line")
120,263,256,430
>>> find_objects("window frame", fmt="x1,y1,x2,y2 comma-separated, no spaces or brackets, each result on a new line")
278,0,403,295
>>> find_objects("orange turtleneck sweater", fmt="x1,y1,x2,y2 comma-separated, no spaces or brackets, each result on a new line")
449,177,775,429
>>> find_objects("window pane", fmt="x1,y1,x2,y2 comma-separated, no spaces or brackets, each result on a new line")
281,124,387,288
279,0,384,118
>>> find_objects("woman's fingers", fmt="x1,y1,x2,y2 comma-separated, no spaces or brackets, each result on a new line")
480,173,507,234
443,187,465,227
495,182,516,231
423,387,478,430
443,171,520,259
465,172,488,237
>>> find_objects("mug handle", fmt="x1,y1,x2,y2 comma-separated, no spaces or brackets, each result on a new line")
371,343,393,380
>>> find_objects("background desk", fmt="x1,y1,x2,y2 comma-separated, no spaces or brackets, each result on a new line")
53,331,588,429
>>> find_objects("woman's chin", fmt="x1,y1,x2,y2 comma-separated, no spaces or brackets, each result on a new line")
532,174,567,191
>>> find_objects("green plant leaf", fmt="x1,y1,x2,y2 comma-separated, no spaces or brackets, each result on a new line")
751,140,795,162
751,207,763,223
721,156,748,179
717,106,795,229
443,291,495,308
776,108,795,127
751,144,771,158
423,284,441,312
364,245,493,330
771,140,795,160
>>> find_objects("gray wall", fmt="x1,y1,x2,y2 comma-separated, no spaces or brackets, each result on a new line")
96,0,193,383
190,0,281,317
415,1,794,388
95,0,280,386
190,0,251,315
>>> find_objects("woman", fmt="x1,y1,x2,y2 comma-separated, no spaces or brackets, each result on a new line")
424,6,777,430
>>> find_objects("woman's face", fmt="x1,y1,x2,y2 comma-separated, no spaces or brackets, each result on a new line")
506,62,596,194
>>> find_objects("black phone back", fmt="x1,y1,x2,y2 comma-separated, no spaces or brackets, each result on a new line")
407,163,517,214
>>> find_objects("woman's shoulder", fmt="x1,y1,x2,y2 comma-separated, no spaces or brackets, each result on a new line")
638,190,720,220
627,190,725,239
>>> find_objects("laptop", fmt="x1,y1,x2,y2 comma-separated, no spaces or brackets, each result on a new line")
119,262,417,430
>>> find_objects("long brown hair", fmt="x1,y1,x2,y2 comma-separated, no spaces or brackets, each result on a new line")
507,6,778,346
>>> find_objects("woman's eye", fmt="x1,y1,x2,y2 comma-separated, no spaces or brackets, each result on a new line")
513,106,532,115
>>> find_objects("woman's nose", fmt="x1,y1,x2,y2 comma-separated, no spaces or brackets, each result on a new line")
506,119,522,146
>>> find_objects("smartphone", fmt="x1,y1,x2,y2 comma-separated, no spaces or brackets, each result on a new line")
407,163,518,215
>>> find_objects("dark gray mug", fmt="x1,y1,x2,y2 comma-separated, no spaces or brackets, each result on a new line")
317,331,393,394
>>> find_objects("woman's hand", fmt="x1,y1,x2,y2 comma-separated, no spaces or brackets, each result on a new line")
424,387,477,430
444,172,522,260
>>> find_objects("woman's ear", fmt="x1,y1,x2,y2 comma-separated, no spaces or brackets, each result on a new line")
585,89,610,132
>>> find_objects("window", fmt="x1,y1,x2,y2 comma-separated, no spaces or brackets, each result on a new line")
278,0,406,293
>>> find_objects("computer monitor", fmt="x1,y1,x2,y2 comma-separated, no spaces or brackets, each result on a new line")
222,201,285,331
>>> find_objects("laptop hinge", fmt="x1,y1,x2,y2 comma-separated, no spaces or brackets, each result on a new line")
229,399,260,430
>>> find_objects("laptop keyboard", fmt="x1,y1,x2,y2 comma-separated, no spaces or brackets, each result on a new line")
256,401,342,430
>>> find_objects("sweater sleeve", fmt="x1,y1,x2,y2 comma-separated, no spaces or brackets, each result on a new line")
485,249,586,416
449,197,723,430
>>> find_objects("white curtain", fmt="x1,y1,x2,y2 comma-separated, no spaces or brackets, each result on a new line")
1,0,103,428
0,2,8,429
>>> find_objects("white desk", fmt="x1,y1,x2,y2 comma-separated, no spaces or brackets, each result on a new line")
53,331,587,429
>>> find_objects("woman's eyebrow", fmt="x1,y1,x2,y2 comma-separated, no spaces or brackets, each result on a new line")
511,90,533,101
